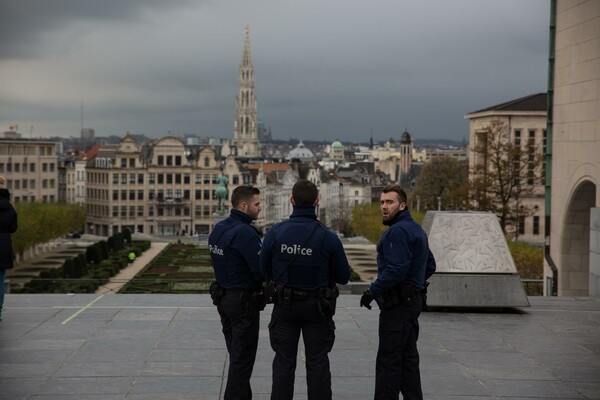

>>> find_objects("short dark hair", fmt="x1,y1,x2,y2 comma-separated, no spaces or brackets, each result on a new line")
231,185,260,207
292,180,318,206
382,184,407,204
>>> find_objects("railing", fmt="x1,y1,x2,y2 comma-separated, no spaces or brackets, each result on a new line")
522,279,543,296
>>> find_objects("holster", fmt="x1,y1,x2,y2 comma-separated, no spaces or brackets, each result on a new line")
263,280,278,304
317,285,339,318
209,282,225,306
376,283,415,309
241,290,266,319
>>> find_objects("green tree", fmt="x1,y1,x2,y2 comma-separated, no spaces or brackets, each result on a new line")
12,203,86,257
469,119,543,233
408,156,468,212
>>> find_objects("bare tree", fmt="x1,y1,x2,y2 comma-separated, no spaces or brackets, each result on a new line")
408,156,469,212
469,119,543,234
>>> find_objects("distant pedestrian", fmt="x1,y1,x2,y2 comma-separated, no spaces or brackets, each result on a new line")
208,185,265,400
0,176,18,321
360,184,436,399
261,179,351,400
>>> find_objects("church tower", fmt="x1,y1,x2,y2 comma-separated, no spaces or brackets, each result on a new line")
232,25,260,158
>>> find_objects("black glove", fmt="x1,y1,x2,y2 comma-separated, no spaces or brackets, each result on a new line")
360,290,374,310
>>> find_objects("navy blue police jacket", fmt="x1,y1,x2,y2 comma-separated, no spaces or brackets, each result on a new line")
208,208,263,290
369,208,436,296
260,205,350,291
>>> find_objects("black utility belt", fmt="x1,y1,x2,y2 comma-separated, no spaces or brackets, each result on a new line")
276,285,339,302
376,283,421,309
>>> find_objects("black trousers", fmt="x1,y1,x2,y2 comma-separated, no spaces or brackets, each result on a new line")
269,297,336,400
375,292,423,400
217,291,260,400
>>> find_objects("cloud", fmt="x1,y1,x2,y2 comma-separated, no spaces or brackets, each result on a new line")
0,0,550,142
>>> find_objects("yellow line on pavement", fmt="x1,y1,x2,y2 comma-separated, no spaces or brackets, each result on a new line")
61,295,104,325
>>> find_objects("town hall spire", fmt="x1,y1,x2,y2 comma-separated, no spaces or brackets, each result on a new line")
232,25,260,158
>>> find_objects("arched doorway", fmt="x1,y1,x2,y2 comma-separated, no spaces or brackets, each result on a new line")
560,180,597,296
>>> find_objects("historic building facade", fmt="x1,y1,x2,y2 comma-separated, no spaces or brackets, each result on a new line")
465,93,547,244
0,132,59,203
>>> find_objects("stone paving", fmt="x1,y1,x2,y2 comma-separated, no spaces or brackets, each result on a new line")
1,294,599,399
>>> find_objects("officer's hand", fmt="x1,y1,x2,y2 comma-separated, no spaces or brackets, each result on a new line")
360,290,374,310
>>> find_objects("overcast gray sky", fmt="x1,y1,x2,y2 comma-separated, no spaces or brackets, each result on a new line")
0,0,550,143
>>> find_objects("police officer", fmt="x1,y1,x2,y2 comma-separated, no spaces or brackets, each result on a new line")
208,185,264,400
260,179,351,400
360,184,436,400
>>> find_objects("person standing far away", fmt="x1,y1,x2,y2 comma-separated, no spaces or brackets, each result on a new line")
208,185,265,400
0,176,18,321
360,184,436,400
260,179,351,400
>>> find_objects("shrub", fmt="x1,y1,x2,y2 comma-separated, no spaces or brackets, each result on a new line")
62,259,75,279
508,240,543,279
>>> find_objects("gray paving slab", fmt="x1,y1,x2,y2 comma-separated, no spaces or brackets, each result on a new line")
0,294,598,399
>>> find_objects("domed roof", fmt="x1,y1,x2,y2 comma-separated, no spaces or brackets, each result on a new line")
401,130,412,144
287,141,315,161
331,139,343,149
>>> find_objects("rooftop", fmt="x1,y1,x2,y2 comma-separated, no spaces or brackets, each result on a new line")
1,294,599,399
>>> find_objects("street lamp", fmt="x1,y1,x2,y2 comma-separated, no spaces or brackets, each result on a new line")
514,184,521,240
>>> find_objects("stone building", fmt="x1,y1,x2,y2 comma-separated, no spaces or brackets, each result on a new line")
545,0,600,296
0,133,59,203
465,93,547,244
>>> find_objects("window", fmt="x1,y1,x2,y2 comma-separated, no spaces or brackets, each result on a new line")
121,206,127,217
514,129,521,147
533,216,540,235
184,190,190,200
148,206,154,216
14,163,20,173
175,155,182,166
166,189,173,198
233,175,239,185
113,206,118,217
129,206,135,217
518,216,525,235
167,174,173,184
50,163,55,172
138,190,143,200
121,173,127,184
30,163,35,172
113,173,119,184
204,174,210,184
129,190,135,200
42,163,48,172
138,174,144,184
175,189,182,199
113,190,118,200
195,190,201,200
42,179,48,188
195,205,202,216
149,173,155,184
158,174,164,184
204,190,210,200
137,206,144,216
184,173,190,184
158,155,164,165
204,157,210,167
120,158,127,168
129,158,135,168
121,190,127,200
195,174,202,184
167,155,173,166
129,173,136,184
175,174,181,184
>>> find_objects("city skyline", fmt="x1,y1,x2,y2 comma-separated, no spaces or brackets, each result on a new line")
0,0,549,143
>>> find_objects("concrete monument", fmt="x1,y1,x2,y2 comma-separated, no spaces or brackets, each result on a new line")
422,211,530,308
